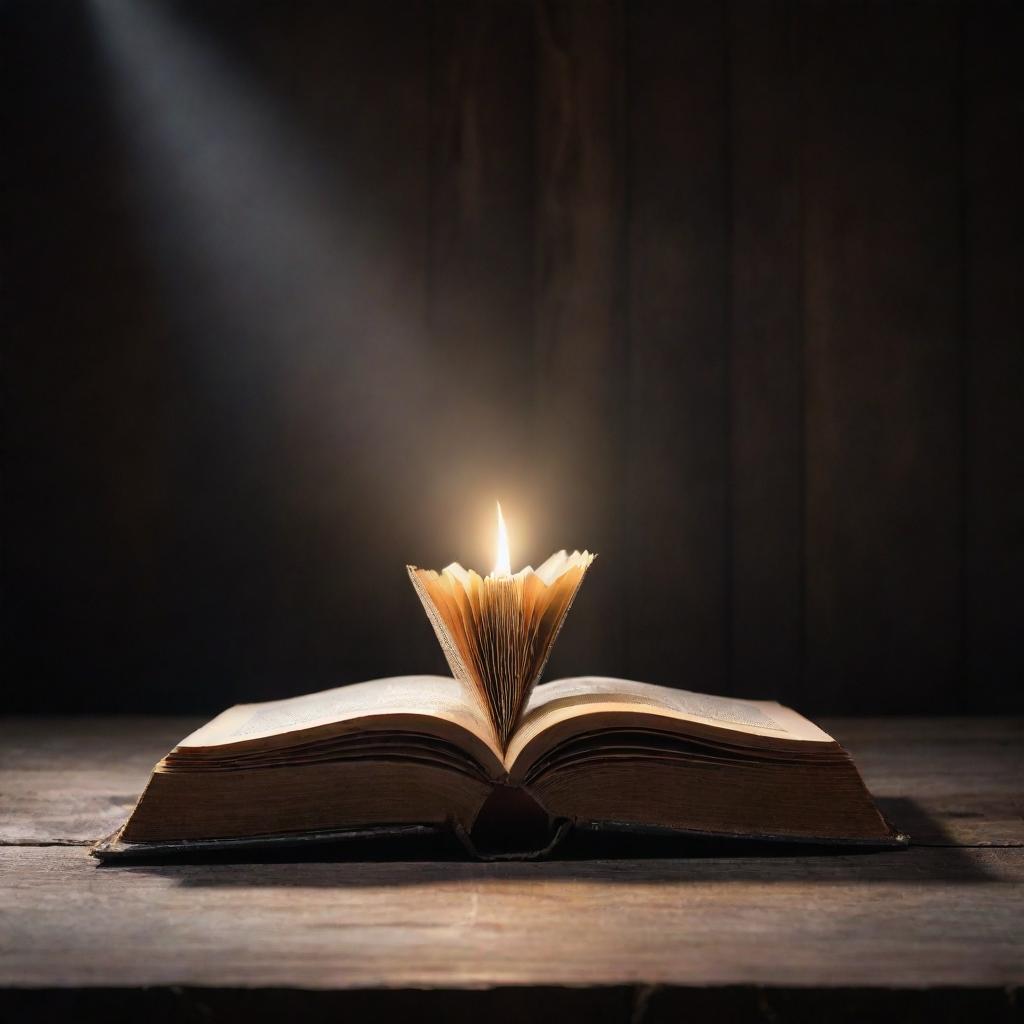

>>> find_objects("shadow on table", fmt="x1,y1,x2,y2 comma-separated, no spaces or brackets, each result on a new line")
8,983,1024,1024
6,985,1022,1024
96,797,1003,885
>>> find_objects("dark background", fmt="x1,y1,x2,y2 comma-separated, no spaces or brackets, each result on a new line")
3,0,1021,716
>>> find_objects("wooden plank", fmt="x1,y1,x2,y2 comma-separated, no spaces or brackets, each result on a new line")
3,2,436,709
801,1,962,712
2,717,1020,849
625,0,731,691
823,717,1024,847
728,0,803,703
0,1,183,715
964,0,1024,712
0,718,198,846
421,0,535,601
532,0,627,680
255,2,435,693
1,844,1022,989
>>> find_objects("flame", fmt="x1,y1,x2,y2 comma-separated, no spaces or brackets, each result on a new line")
493,501,511,577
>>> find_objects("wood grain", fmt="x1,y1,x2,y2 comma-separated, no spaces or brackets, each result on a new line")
263,1,435,691
964,0,1024,712
533,0,626,680
801,0,962,712
0,717,196,846
823,717,1024,848
625,0,731,691
1,843,1022,990
728,0,803,703
424,0,536,584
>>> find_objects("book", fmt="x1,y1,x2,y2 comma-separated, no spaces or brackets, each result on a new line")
94,674,906,860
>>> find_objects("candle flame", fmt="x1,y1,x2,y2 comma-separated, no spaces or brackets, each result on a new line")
493,501,511,577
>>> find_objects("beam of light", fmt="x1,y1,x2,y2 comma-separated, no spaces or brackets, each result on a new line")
87,0,430,477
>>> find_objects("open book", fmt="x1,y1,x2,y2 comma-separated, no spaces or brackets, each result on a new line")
95,675,905,860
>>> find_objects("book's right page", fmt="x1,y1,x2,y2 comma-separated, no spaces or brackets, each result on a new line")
506,676,903,846
507,676,835,772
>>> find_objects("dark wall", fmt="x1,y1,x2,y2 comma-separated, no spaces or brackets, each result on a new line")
3,0,1021,715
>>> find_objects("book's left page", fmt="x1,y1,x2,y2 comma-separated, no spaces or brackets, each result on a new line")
107,676,504,849
179,675,500,762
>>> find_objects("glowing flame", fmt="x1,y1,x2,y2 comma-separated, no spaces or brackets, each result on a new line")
493,501,511,577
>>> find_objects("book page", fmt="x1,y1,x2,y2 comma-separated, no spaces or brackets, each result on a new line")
507,676,834,767
177,675,496,751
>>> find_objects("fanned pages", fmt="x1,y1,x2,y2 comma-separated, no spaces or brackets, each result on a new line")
408,551,595,749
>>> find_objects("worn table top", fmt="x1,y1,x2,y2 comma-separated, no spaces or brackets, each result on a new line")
1,716,1022,1021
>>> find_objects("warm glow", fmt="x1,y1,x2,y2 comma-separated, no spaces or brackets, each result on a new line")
493,501,511,577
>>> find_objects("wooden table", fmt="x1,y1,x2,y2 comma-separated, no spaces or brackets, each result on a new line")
2,717,1022,1021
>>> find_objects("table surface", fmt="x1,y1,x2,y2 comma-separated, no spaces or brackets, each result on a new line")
2,716,1022,1020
